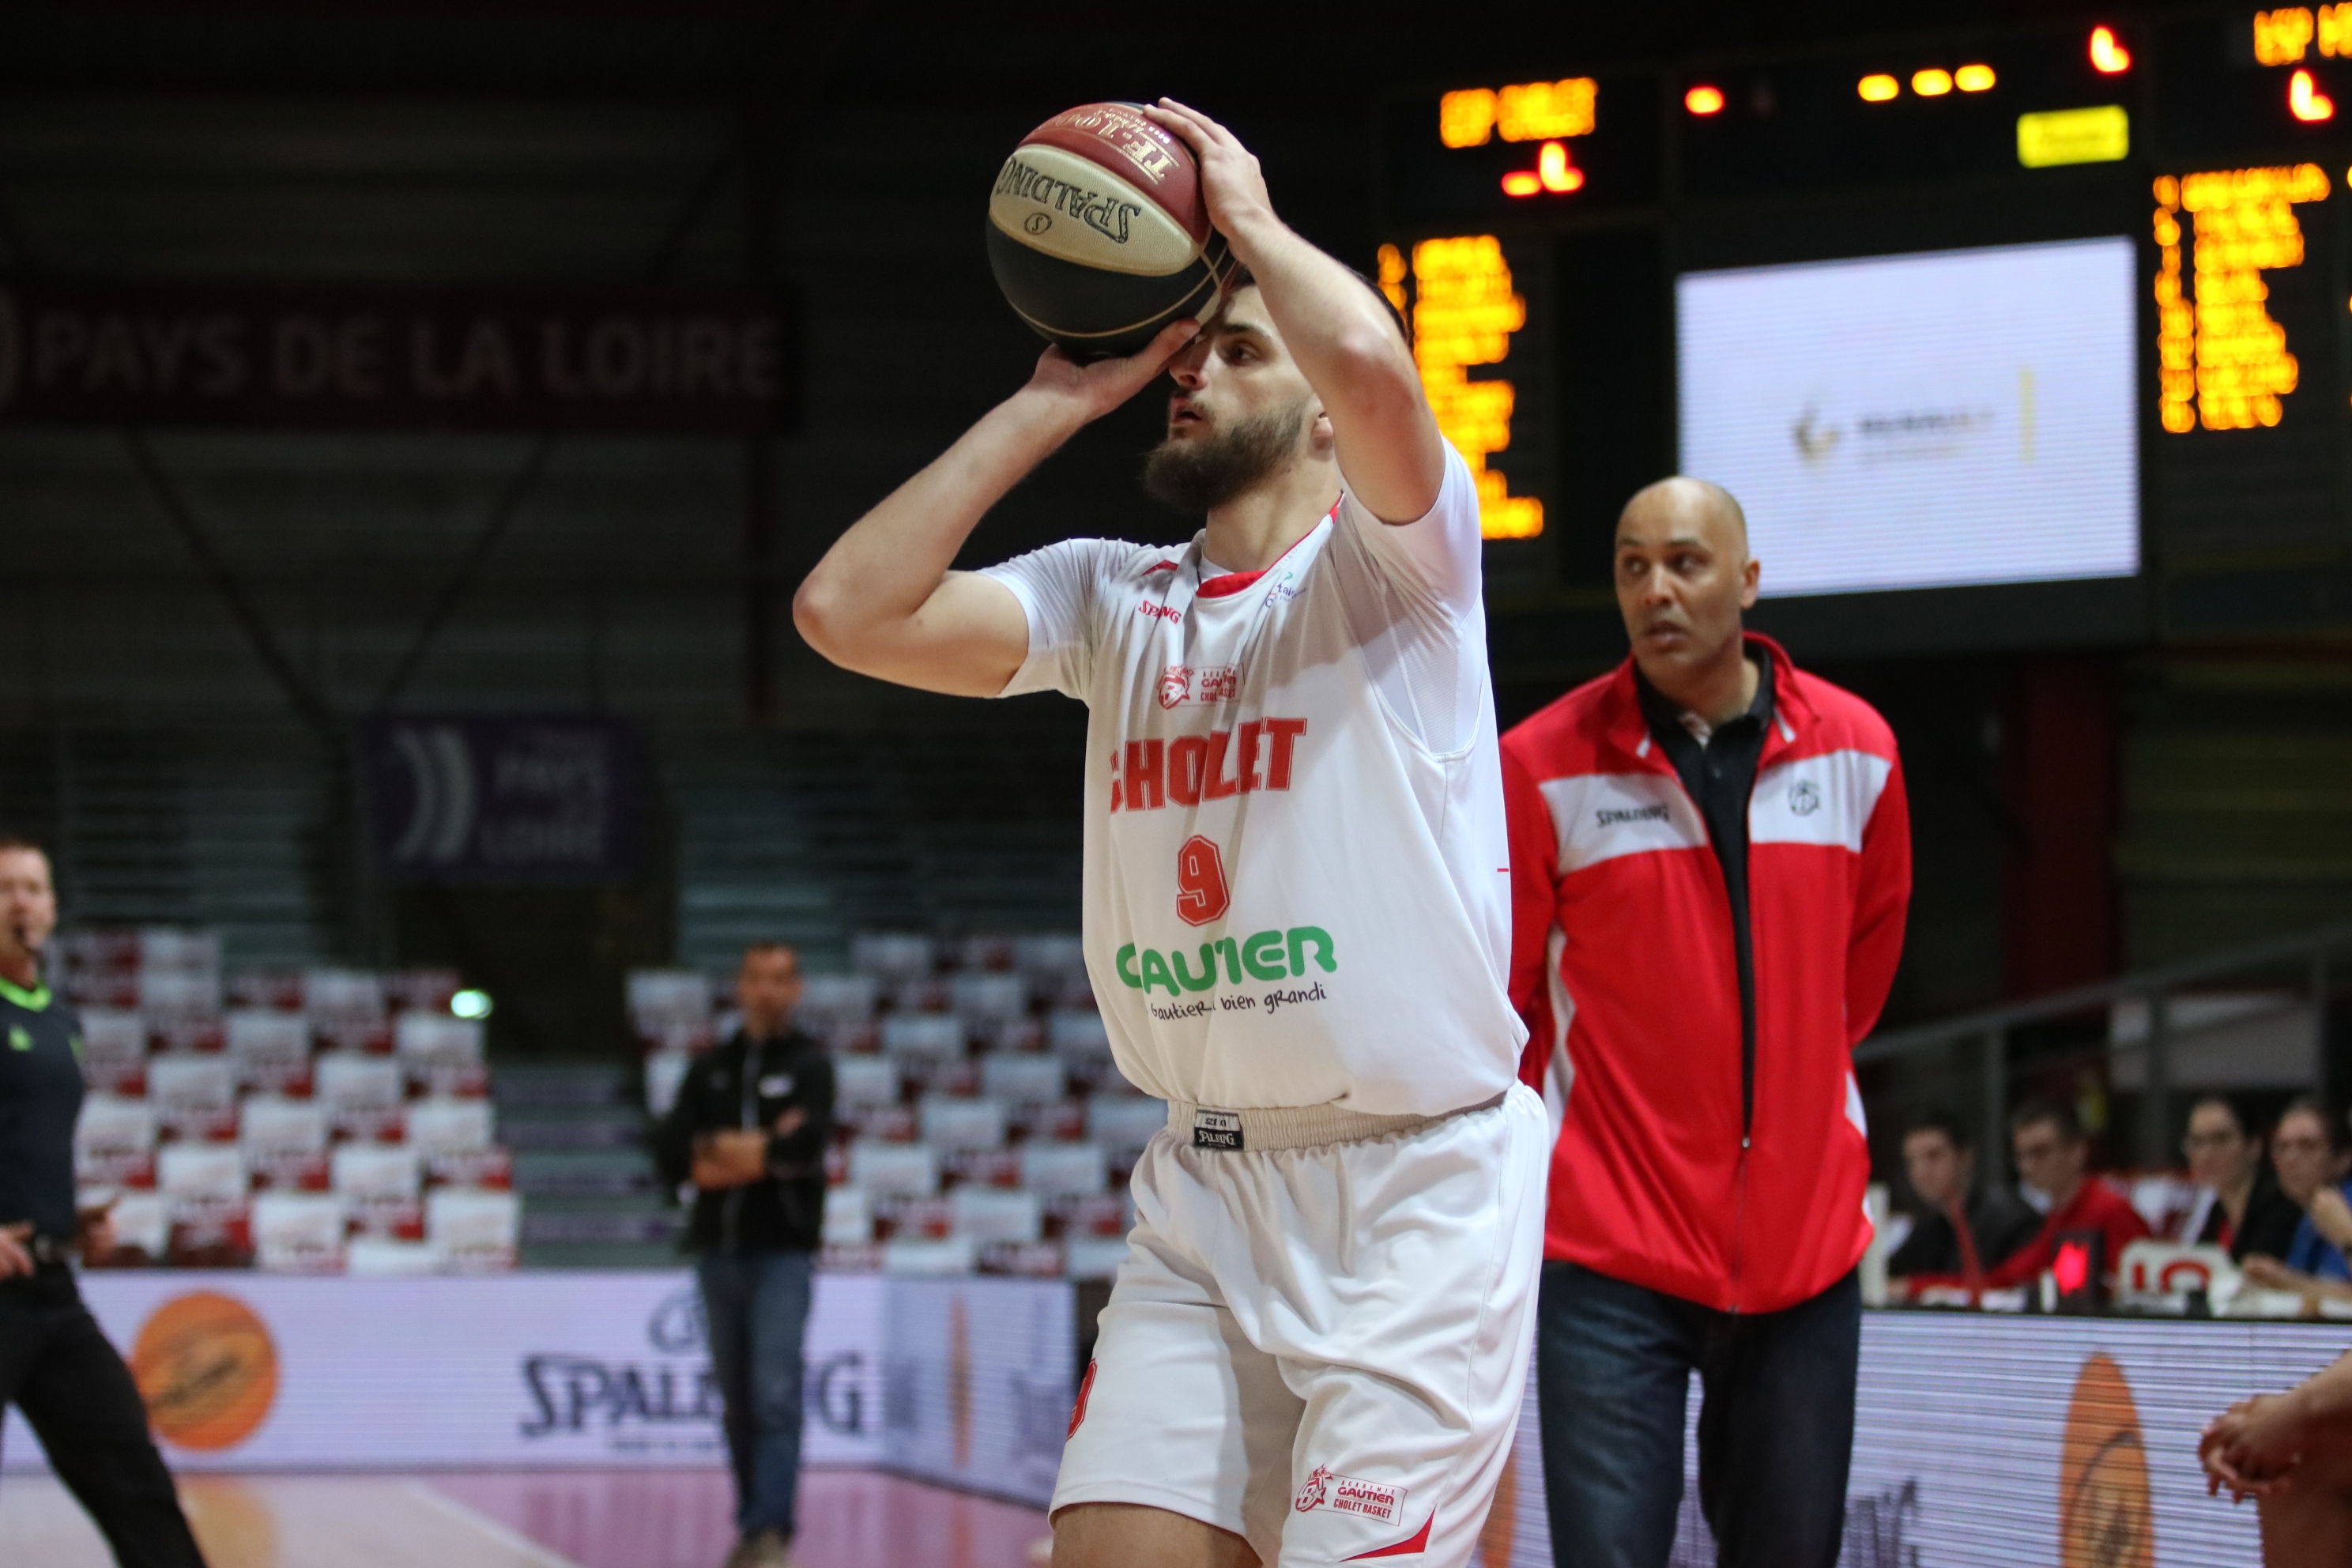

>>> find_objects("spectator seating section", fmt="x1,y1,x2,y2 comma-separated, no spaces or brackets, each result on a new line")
63,928,518,1272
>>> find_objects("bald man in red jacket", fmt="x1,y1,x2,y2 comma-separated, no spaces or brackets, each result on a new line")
1502,478,1910,1568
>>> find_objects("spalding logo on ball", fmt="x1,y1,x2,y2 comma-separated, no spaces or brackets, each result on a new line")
987,103,1238,359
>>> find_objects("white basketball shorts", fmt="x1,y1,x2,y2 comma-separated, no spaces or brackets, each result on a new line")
1054,1084,1548,1566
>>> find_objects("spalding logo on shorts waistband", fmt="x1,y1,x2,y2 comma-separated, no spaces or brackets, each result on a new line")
1193,1108,1243,1151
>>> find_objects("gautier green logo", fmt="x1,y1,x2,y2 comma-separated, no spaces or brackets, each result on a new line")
7,1024,30,1052
1116,926,1336,997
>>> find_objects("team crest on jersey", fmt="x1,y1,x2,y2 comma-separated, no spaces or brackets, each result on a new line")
1293,1465,1402,1524
1158,664,1239,707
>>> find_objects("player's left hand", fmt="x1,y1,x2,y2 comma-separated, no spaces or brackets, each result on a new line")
1021,318,1200,425
2201,1393,2307,1500
1144,100,1275,245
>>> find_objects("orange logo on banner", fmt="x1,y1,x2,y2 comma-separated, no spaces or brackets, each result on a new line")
948,1295,972,1468
1476,1447,1518,1568
2059,1352,2154,1568
129,1292,278,1452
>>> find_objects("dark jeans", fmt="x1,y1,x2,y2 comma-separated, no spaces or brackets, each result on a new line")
698,1249,816,1540
1537,1261,1860,1568
0,1267,208,1568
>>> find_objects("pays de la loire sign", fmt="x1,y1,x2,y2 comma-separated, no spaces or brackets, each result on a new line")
0,277,791,432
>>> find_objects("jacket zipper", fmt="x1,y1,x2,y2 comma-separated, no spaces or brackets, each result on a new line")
1649,699,1782,1312
1730,1140,1751,1310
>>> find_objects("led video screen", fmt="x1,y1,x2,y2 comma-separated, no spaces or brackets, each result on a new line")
1676,237,2139,597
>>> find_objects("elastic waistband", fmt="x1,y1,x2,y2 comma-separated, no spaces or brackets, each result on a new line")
1165,1090,1510,1153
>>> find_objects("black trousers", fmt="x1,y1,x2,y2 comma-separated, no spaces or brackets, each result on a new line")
0,1267,207,1568
1536,1261,1861,1568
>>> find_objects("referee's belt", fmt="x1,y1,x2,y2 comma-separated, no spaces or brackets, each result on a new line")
25,1233,70,1266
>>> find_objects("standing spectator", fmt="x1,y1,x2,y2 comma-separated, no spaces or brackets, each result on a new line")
1886,1109,2041,1295
1502,477,1911,1568
650,943,835,1568
2243,1096,2352,1297
1967,1099,2150,1291
2181,1095,2303,1261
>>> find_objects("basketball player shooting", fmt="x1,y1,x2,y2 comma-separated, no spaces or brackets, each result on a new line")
794,100,1547,1568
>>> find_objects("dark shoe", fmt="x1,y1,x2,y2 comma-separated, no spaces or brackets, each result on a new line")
739,1529,792,1568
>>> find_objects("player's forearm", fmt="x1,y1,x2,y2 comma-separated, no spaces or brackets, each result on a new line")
2283,1351,2352,1429
793,389,1085,662
1222,213,1403,386
1221,213,1439,513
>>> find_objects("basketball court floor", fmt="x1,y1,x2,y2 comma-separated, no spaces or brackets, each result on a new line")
0,1468,1050,1568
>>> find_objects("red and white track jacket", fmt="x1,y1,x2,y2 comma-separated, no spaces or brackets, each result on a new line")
1502,634,1910,1314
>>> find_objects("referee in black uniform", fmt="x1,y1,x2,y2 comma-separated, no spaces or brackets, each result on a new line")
0,835,209,1568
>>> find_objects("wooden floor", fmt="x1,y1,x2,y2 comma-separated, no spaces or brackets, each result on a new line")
0,1468,1051,1568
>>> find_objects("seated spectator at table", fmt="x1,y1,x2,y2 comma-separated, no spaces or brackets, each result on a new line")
1886,1108,2041,1296
2243,1097,2352,1301
2182,1095,2305,1262
2201,1343,2352,1565
1925,1099,2149,1293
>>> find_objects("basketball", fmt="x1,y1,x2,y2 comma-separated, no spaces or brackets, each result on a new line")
986,102,1236,359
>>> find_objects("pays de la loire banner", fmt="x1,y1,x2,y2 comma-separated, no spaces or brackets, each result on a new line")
364,716,643,884
0,279,791,432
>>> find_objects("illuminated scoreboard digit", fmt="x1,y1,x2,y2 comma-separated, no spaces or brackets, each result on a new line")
1438,77,1596,198
1381,236,1545,541
1380,72,1660,226
2251,7,2352,119
2152,163,2330,432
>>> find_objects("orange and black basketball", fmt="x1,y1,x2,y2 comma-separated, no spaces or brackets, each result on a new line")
986,102,1238,359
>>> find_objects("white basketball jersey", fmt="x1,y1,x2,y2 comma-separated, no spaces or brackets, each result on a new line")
984,446,1525,1117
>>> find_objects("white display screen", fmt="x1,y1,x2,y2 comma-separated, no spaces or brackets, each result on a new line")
1676,238,2140,597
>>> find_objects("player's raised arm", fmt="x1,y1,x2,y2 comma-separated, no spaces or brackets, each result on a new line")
791,321,1197,697
1146,98,1442,526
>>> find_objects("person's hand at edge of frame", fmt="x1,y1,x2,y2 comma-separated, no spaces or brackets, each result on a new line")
0,1221,31,1279
1022,318,1199,428
2202,1393,2308,1501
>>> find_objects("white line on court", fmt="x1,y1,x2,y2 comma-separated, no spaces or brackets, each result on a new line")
401,1480,586,1568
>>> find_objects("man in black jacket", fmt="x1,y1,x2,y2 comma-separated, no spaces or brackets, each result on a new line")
0,836,209,1568
1886,1108,2042,1292
651,941,835,1568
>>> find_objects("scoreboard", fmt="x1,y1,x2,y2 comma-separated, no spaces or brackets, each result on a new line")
1380,12,2352,654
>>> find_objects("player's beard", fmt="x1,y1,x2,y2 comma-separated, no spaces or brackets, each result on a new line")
1141,398,1309,514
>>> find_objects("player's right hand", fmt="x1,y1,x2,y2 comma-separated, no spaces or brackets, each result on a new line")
1023,318,1200,424
0,1222,33,1279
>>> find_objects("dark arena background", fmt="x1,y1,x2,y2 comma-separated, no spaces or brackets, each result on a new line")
5,3,2352,1566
